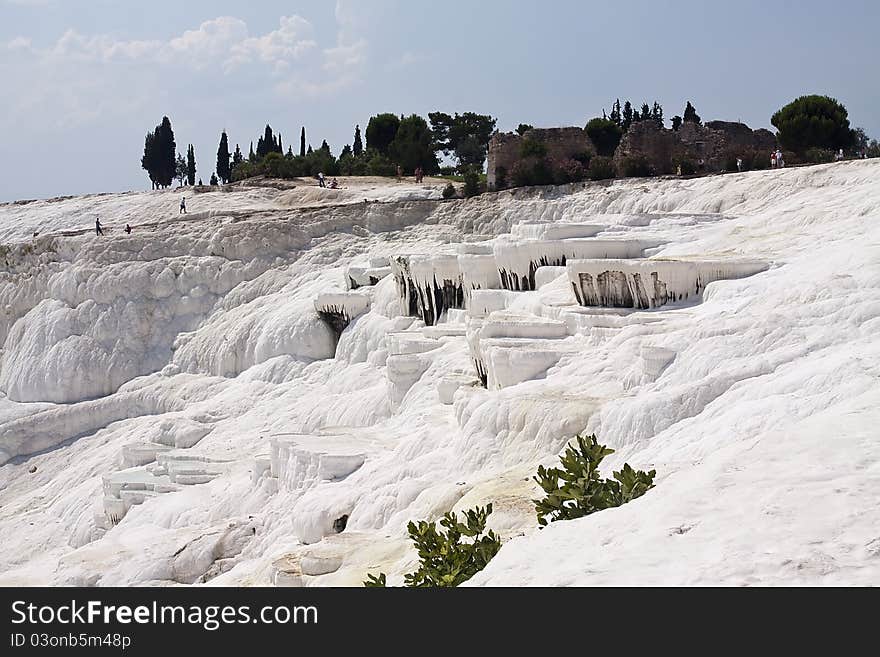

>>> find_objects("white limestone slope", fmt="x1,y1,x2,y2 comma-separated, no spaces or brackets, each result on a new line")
0,162,878,586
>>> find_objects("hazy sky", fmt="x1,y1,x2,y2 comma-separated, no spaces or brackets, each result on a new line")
2,0,878,201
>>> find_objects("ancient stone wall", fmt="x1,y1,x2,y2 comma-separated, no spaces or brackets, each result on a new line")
615,120,778,174
487,127,594,190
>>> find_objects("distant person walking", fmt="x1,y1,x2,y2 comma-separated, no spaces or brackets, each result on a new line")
179,196,187,214
736,157,743,172
770,151,777,169
317,172,326,188
95,217,103,236
124,223,132,234
414,166,424,183
396,165,403,182
775,149,784,168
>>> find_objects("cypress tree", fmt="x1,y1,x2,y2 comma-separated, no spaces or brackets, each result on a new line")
154,116,176,188
257,124,274,158
287,145,293,157
142,130,158,189
216,131,230,184
232,144,243,167
186,144,196,186
277,132,283,154
683,101,701,124
300,127,306,157
307,144,313,155
622,102,634,131
320,139,331,154
353,125,363,157
249,142,255,162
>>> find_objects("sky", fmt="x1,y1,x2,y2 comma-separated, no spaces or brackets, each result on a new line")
1,0,878,201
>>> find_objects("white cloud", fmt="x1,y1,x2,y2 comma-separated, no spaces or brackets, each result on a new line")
227,15,316,72
6,36,32,50
3,8,370,129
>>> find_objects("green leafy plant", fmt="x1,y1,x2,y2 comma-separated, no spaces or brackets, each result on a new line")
364,504,501,587
588,156,616,181
533,434,656,526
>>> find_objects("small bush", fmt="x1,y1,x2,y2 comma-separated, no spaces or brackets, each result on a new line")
620,156,653,178
364,504,501,587
588,156,616,181
552,158,587,185
462,168,481,197
673,157,696,175
804,147,834,164
442,182,457,199
572,151,592,168
533,434,656,526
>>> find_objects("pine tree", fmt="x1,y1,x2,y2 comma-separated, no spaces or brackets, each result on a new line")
640,103,651,121
287,145,293,157
216,131,230,184
683,101,701,125
353,124,363,157
671,115,683,131
248,142,255,162
186,144,196,186
210,173,218,185
340,144,352,159
232,144,243,167
300,127,306,157
307,144,313,155
320,139,331,154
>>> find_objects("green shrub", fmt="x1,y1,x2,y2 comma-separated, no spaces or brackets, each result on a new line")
588,156,615,180
533,434,656,526
442,182,457,199
364,505,501,587
672,157,696,175
520,138,547,159
552,158,587,185
585,117,624,156
463,168,481,197
620,156,652,178
804,147,834,164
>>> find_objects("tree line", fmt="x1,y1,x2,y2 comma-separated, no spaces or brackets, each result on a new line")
141,111,497,189
141,95,878,192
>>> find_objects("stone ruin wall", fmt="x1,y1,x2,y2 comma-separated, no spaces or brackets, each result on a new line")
614,120,778,174
487,127,595,190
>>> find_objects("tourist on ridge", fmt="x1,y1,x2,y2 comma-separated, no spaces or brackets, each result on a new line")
317,172,326,188
124,223,132,234
396,165,403,182
771,151,777,169
179,196,186,214
736,157,743,172
775,149,784,168
95,217,103,236
329,178,339,189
